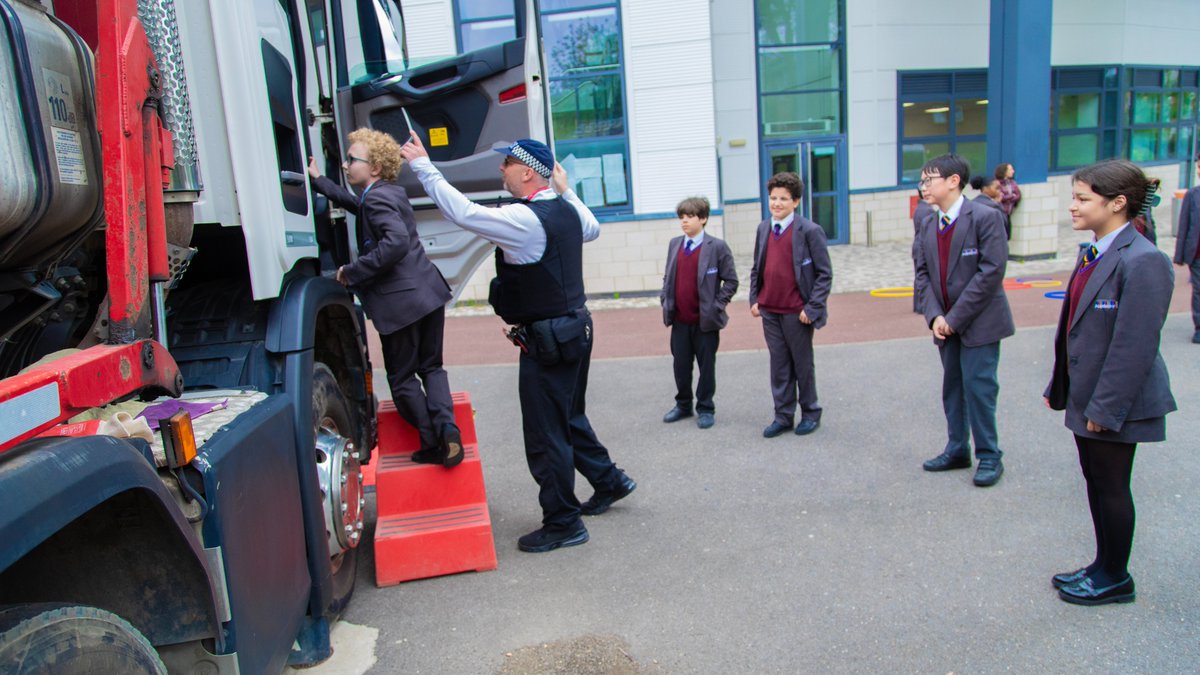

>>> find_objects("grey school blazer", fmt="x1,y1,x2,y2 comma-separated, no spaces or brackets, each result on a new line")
913,198,1015,347
1172,185,1200,265
314,176,451,334
748,216,834,329
660,234,739,333
1045,226,1176,442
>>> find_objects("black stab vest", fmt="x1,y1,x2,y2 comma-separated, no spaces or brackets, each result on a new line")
489,197,586,325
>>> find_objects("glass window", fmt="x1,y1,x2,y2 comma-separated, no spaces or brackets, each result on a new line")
903,101,951,137
460,19,515,52
542,8,620,78
1161,127,1178,159
1058,94,1100,129
757,0,838,45
1183,92,1198,120
758,45,840,94
1132,93,1161,125
1131,129,1158,161
1058,134,1099,167
762,92,840,137
956,99,988,135
901,141,950,183
458,0,514,20
550,75,624,140
454,0,631,212
956,141,987,177
557,138,628,207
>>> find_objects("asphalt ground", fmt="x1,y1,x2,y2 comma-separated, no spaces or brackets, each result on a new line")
328,270,1200,674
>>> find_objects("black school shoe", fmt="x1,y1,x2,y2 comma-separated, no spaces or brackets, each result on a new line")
580,473,637,516
410,447,443,464
794,419,820,435
973,457,1004,487
1052,567,1089,589
518,522,589,553
663,406,693,423
763,421,792,438
1058,575,1136,606
923,451,972,472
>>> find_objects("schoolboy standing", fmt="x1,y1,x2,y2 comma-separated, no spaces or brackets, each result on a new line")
913,154,1014,487
660,197,739,429
748,172,833,439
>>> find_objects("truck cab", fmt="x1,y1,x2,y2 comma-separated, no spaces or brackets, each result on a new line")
0,0,548,672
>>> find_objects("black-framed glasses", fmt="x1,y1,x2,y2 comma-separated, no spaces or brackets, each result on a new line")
917,175,944,188
345,154,368,165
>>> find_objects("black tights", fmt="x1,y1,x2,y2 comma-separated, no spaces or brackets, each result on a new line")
1074,435,1137,586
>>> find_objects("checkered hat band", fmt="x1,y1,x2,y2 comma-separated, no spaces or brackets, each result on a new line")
510,144,552,177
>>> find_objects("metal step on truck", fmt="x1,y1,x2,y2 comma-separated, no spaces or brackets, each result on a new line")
0,0,549,671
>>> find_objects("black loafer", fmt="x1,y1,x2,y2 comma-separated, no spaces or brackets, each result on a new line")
1058,575,1136,606
697,413,714,429
973,457,1004,486
410,447,443,464
923,452,971,471
663,406,693,423
794,419,820,435
1052,567,1089,589
763,421,792,438
580,473,637,516
518,523,589,553
441,423,464,468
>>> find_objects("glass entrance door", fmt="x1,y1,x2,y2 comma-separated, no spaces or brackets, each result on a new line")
762,138,848,244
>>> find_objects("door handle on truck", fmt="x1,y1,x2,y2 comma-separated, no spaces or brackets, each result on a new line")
280,171,306,186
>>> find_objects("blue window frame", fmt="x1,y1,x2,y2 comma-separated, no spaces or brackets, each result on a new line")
896,70,989,184
1049,66,1120,171
755,0,844,138
454,0,632,214
1124,66,1199,164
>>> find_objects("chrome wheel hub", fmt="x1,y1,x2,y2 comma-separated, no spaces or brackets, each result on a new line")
315,422,365,557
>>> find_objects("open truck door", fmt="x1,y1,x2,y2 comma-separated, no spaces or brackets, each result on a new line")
334,0,551,298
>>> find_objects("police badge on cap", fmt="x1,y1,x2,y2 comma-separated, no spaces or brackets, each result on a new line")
494,139,555,178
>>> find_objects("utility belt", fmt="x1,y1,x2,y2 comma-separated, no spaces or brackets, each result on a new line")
503,307,591,366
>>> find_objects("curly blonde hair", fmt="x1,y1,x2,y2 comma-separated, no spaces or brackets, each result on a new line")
347,128,403,181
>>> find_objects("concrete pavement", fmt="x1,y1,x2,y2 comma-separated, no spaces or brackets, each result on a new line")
329,305,1200,673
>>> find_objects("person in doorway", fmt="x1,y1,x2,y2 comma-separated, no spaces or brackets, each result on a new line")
307,129,463,468
1044,159,1176,606
913,154,1014,487
748,172,833,439
660,196,739,429
400,132,635,553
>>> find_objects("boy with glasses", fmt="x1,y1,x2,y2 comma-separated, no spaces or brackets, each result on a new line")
913,155,1014,487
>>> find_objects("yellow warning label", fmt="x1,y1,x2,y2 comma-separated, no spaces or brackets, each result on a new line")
429,127,449,147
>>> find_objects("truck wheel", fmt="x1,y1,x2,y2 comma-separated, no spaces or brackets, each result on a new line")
312,362,363,615
0,604,166,674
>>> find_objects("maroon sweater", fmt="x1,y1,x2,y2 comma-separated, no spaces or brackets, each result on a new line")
758,226,805,314
937,220,955,310
674,241,701,325
1067,257,1099,327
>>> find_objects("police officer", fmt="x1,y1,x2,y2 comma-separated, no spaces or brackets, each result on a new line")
401,132,636,553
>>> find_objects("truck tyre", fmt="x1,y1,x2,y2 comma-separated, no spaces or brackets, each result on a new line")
312,362,363,616
0,604,166,674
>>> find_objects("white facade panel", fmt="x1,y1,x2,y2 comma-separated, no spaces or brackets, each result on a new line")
710,0,758,202
623,0,718,214
400,0,457,63
845,0,988,191
1053,0,1200,66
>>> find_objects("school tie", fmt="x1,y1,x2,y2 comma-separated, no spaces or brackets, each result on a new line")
939,214,952,232
685,239,694,253
773,223,782,237
1082,244,1098,266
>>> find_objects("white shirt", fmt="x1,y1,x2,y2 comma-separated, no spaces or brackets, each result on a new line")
409,156,600,264
1092,223,1130,257
770,213,795,233
683,231,705,251
937,194,966,226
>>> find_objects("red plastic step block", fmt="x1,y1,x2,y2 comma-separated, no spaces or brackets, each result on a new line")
374,503,498,586
376,392,476,455
375,444,485,514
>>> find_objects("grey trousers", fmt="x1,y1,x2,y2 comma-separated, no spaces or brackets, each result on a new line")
938,336,1002,460
761,310,821,426
1190,262,1200,332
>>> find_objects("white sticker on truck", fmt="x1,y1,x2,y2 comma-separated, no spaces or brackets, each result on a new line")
42,68,78,131
51,127,88,185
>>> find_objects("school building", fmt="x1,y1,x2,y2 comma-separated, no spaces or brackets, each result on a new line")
397,0,1200,300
